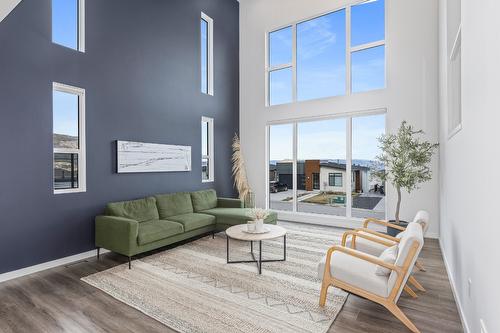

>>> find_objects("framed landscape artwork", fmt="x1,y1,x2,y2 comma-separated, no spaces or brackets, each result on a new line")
116,140,192,173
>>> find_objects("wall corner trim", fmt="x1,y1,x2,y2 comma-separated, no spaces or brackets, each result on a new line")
0,248,110,283
439,238,471,333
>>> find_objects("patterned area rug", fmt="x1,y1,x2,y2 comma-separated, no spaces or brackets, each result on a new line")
82,222,347,333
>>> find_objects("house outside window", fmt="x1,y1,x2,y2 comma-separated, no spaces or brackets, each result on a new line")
329,173,343,187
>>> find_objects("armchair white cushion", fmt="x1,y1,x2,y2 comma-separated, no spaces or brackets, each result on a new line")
318,251,390,298
376,245,398,276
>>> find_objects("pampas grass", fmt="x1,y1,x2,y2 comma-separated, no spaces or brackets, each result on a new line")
249,208,269,221
232,134,251,202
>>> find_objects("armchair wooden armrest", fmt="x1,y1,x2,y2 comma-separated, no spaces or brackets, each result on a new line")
341,230,396,248
354,228,401,243
363,218,407,231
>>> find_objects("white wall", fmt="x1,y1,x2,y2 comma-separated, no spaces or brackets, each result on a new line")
0,0,22,23
438,0,500,332
240,0,440,237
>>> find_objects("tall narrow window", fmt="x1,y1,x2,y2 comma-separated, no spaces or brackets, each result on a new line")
53,83,86,193
202,117,214,182
201,13,214,95
52,0,85,52
448,0,461,138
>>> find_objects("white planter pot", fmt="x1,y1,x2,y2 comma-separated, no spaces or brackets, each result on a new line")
255,219,264,232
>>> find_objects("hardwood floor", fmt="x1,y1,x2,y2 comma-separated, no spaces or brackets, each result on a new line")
0,231,463,333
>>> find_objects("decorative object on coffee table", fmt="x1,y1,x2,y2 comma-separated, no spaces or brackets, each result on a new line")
372,121,438,236
248,208,270,232
226,224,286,274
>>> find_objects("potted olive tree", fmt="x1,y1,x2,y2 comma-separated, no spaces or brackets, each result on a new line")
372,121,438,236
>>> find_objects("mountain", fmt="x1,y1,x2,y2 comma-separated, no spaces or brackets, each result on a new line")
53,134,78,149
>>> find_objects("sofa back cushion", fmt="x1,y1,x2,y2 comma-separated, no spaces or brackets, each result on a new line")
191,189,218,212
105,197,159,223
155,192,194,219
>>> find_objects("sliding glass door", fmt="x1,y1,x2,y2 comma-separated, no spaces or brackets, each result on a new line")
268,112,386,221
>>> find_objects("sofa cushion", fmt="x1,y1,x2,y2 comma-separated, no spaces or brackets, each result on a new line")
167,213,216,232
137,220,184,245
191,189,218,212
201,208,277,226
155,192,194,219
105,197,159,223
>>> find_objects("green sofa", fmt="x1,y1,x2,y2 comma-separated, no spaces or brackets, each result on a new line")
95,189,277,268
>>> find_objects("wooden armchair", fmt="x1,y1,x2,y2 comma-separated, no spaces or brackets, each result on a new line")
319,222,424,333
361,210,430,272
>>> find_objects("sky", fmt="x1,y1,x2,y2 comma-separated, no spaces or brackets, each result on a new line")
268,0,386,162
269,0,385,105
53,90,79,137
201,19,208,94
52,0,78,50
269,114,385,162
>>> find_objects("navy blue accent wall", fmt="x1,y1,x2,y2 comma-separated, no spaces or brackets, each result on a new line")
0,0,239,274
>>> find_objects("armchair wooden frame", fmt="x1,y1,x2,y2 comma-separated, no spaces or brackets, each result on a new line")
363,218,427,272
319,241,421,333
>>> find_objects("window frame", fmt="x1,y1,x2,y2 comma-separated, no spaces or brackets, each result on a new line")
448,24,462,139
53,82,86,194
329,172,343,187
201,12,214,96
265,0,386,106
201,116,214,183
266,108,386,220
52,0,85,52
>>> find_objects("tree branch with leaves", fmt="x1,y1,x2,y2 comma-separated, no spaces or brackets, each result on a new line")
372,121,439,224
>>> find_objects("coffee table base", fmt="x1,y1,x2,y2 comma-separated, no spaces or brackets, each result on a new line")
226,235,286,274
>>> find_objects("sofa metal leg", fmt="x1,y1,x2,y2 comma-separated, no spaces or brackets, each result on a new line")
212,232,215,239
97,247,100,260
128,257,131,269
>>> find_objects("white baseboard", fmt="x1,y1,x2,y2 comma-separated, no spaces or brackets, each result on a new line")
0,248,109,283
439,238,470,333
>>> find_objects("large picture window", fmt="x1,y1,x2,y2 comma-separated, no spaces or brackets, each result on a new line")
52,0,85,52
53,82,86,194
268,112,386,220
267,0,385,106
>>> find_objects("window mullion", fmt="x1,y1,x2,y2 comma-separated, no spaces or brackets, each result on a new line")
346,117,352,218
346,5,352,95
292,24,297,102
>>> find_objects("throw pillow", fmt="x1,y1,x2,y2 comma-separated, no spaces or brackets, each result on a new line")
375,245,398,276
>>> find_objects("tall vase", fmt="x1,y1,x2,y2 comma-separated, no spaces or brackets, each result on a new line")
255,219,264,232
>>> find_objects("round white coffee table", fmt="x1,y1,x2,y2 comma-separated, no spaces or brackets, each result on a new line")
225,224,287,274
